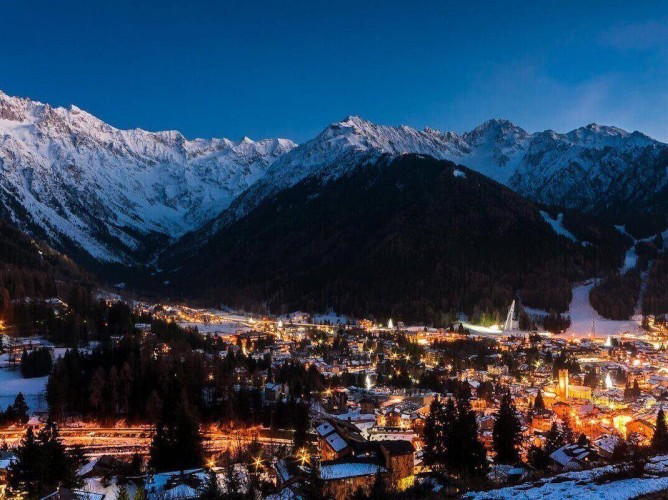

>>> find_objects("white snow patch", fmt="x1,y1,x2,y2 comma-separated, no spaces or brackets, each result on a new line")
468,453,668,499
540,211,578,243
0,365,47,412
565,282,643,338
621,246,638,273
320,462,386,480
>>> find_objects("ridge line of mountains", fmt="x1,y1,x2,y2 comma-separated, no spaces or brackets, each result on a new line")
1,90,667,320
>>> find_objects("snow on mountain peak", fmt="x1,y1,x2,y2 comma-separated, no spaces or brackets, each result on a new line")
0,90,297,263
463,118,529,143
1,89,666,265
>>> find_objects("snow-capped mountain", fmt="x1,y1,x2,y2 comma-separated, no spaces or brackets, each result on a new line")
222,115,667,225
224,116,528,222
0,90,295,262
508,124,666,214
1,89,666,267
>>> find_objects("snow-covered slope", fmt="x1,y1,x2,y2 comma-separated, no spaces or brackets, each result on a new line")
468,453,668,500
0,90,295,262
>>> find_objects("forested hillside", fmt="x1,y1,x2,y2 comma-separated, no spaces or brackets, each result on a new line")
0,216,94,334
165,154,627,325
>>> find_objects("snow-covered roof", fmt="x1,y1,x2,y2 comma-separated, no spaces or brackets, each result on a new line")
316,422,335,437
164,483,199,499
550,444,597,468
320,462,386,480
325,432,348,452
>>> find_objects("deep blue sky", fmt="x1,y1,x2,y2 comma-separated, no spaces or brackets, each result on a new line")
2,0,667,142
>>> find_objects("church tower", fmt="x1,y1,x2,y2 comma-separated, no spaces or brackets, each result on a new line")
558,369,569,399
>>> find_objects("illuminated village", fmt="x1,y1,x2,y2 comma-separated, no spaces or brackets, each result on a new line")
3,295,668,499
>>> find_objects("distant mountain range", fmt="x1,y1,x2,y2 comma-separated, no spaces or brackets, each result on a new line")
0,90,666,317
234,115,668,219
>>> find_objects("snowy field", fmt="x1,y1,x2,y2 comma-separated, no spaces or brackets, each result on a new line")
565,282,643,339
621,246,638,273
312,312,349,324
0,367,47,412
540,211,579,243
461,322,504,335
177,321,250,336
468,454,668,499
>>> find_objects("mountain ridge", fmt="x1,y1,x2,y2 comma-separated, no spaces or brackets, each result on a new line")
0,90,666,268
0,90,296,263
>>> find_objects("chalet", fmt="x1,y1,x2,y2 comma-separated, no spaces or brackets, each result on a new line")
321,461,387,498
78,455,134,479
314,418,416,493
264,382,289,403
379,441,415,491
549,443,600,471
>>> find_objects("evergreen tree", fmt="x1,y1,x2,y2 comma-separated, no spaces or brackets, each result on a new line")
652,408,668,453
223,459,243,499
529,421,563,471
21,347,53,378
584,367,598,390
149,400,204,472
451,393,487,478
442,397,457,469
8,419,82,497
130,452,144,476
561,413,575,444
423,397,446,466
7,427,40,497
533,390,545,411
527,444,549,470
200,469,224,500
492,391,523,463
292,400,310,451
545,421,564,454
299,459,330,500
368,470,387,499
38,418,82,488
6,393,29,425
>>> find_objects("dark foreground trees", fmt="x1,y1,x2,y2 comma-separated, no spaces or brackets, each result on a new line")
149,396,204,472
0,392,29,426
652,408,668,454
492,391,523,464
423,393,487,480
8,418,83,498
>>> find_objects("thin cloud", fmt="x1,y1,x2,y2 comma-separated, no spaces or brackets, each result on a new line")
599,20,668,51
457,62,668,142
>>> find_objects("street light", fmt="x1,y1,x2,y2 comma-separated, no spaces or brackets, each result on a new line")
299,448,309,466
